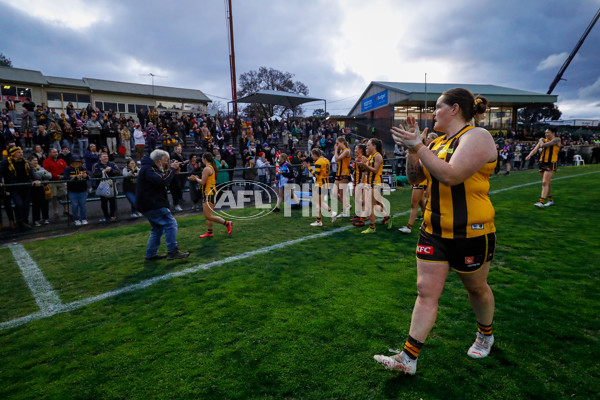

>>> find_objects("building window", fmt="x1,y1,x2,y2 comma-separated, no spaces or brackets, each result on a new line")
1,85,17,97
2,85,32,101
136,105,151,113
103,102,118,113
77,94,90,110
128,104,135,113
117,103,126,113
95,101,103,110
489,107,512,129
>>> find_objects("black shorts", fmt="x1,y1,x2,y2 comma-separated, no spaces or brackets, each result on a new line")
203,193,215,204
539,162,557,173
416,230,496,273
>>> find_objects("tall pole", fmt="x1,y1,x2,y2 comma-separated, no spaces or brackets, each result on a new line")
225,0,238,117
424,73,427,129
547,7,600,94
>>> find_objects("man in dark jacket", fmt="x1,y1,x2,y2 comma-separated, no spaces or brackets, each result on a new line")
62,155,88,226
0,146,41,230
137,149,189,261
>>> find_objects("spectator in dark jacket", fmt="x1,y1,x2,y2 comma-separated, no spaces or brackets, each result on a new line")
137,149,189,261
0,147,41,230
62,155,88,226
122,159,141,218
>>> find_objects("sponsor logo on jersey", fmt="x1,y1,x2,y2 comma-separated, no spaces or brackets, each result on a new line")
471,223,484,230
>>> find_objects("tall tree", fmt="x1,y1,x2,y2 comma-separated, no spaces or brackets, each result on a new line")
238,67,309,119
312,108,329,118
0,53,12,67
518,103,562,123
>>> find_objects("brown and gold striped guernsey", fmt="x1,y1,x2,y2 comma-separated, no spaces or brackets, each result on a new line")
336,147,351,177
352,161,363,184
539,139,560,163
203,164,216,196
422,125,496,239
365,152,383,186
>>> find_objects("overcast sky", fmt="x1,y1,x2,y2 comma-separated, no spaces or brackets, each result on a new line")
1,0,599,119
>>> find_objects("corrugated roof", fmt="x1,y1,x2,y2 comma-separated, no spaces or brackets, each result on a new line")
84,78,211,102
0,66,47,85
0,67,211,103
374,82,546,96
232,89,323,107
348,81,558,116
45,76,88,88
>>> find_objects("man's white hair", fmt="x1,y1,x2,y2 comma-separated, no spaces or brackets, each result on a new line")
150,149,169,163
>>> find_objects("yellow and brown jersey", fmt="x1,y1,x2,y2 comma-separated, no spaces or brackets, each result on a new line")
539,139,560,163
309,157,330,188
365,152,383,186
352,161,364,184
336,147,351,177
203,164,217,196
422,126,496,239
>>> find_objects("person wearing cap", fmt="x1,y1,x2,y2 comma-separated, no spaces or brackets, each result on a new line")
62,155,89,226
0,147,41,230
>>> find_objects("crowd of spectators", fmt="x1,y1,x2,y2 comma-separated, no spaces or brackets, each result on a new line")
1,97,599,233
0,99,352,232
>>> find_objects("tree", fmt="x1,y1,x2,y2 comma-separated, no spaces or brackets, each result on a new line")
517,103,561,123
207,100,227,116
312,108,329,118
0,53,12,67
238,67,309,119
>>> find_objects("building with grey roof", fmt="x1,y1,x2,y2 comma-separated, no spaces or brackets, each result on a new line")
348,81,558,133
0,66,211,117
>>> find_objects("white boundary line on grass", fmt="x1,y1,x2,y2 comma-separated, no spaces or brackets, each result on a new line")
8,244,63,314
1,170,598,331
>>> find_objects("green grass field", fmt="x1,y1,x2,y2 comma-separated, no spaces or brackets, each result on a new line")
1,165,599,399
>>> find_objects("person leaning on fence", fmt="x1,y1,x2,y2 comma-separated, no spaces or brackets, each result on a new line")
43,148,68,219
214,151,230,204
62,155,89,226
122,159,141,218
187,154,203,212
0,147,41,230
28,155,51,227
137,149,190,261
92,152,121,223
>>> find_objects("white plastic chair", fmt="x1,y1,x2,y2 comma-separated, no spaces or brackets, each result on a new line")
574,155,585,166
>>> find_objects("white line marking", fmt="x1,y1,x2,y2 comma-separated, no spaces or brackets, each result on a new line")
8,243,63,315
1,170,598,331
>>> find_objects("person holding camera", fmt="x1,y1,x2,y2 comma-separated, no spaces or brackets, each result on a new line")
137,149,190,260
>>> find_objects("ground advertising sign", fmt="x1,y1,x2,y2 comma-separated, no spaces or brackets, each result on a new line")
361,90,388,113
